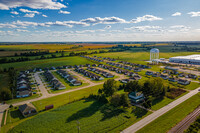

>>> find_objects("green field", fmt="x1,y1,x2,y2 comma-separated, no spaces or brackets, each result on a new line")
32,84,103,111
137,93,200,133
93,51,199,64
8,99,151,133
0,56,94,70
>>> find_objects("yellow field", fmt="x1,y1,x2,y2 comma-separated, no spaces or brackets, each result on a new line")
0,44,115,52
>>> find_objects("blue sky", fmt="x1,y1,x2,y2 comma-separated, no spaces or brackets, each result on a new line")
0,0,200,42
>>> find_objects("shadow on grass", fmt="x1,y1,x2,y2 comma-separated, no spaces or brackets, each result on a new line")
66,99,104,123
10,109,24,120
99,105,125,121
133,107,148,119
151,97,164,107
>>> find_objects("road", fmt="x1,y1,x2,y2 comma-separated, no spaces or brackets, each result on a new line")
168,106,200,133
34,73,50,98
122,87,200,133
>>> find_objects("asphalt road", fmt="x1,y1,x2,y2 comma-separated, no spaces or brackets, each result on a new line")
122,87,200,133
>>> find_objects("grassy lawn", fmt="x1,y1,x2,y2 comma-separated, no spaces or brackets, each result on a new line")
6,107,24,125
151,91,188,111
0,56,94,70
137,93,200,133
6,94,40,104
50,71,89,93
184,82,200,90
1,110,6,127
8,99,151,133
32,84,103,111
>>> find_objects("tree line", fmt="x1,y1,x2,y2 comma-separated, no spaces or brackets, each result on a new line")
0,48,125,64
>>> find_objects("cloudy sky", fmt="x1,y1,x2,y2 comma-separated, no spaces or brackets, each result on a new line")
0,0,200,42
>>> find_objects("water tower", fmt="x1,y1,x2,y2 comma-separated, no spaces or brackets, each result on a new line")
150,48,159,64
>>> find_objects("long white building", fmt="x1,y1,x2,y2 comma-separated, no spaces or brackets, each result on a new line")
169,54,200,65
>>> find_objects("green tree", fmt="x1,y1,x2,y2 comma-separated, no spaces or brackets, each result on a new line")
102,79,117,97
120,93,131,108
124,81,141,93
0,87,11,100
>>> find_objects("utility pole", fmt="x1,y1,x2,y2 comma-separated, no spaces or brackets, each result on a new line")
77,120,80,133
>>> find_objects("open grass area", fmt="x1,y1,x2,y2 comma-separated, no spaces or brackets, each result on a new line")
6,107,24,125
8,99,151,133
0,56,94,70
5,94,40,104
1,110,6,127
93,51,199,64
137,93,200,133
32,84,103,111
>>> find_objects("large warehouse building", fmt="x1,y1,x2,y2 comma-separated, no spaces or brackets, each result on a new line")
169,55,200,65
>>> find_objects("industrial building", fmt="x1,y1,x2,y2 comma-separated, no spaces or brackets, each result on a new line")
169,55,200,65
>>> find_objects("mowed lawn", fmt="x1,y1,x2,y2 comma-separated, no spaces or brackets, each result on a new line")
32,84,103,111
0,56,94,70
93,51,199,64
9,99,151,133
136,93,200,133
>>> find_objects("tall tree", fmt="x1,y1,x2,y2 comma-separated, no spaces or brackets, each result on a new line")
102,79,117,97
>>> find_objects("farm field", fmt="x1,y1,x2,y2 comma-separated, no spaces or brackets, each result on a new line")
0,44,114,52
0,56,94,70
136,93,200,133
93,51,200,64
8,99,151,133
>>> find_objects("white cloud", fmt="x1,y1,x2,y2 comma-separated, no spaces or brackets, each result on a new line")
24,13,35,18
170,25,191,32
104,25,111,29
188,11,200,17
0,0,66,10
10,11,19,15
0,23,18,28
59,10,71,14
125,25,162,32
19,8,39,14
16,29,29,32
81,17,126,25
130,15,163,23
75,30,95,33
172,12,181,16
42,14,48,17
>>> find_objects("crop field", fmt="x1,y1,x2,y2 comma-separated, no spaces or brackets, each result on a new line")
0,56,94,70
136,93,200,133
0,44,114,52
9,99,151,133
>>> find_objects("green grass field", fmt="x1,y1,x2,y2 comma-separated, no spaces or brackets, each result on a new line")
0,56,94,70
5,94,40,104
8,99,151,133
137,93,200,133
93,51,199,64
32,84,103,111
